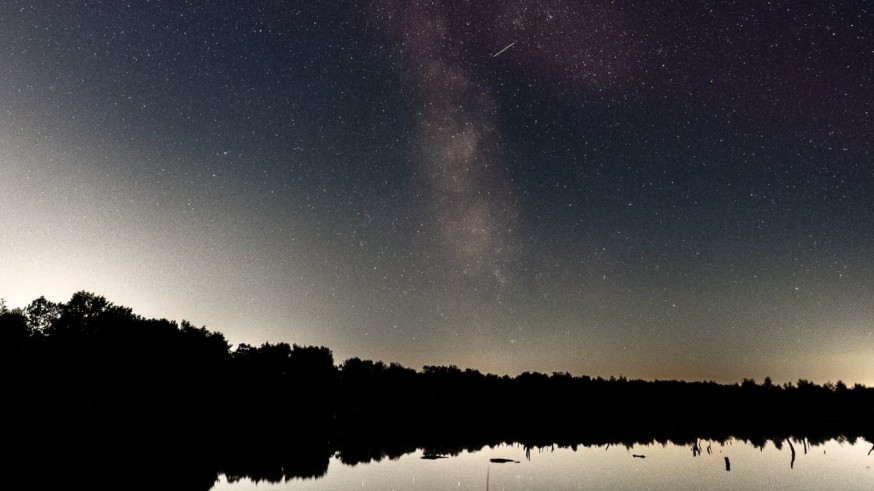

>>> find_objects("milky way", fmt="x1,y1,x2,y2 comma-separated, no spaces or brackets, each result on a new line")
382,0,519,286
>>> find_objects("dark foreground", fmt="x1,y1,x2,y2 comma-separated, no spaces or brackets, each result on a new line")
3,293,873,490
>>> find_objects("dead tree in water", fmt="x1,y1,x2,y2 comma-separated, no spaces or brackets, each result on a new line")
724,457,730,472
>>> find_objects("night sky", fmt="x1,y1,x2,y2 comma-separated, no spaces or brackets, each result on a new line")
2,1,872,384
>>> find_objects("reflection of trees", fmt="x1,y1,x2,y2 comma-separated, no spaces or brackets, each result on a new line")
2,292,874,489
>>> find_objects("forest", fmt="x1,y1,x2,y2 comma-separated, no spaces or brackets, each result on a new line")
2,292,873,490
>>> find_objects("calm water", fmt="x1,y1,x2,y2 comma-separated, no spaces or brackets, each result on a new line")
211,438,874,490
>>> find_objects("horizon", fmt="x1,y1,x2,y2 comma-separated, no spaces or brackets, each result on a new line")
3,290,870,388
2,2,872,387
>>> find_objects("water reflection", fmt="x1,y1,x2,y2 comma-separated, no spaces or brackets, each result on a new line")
213,437,874,491
7,423,873,490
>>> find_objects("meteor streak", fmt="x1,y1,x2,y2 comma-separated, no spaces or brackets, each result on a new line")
491,41,516,58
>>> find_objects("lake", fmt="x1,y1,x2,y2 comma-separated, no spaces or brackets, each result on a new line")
212,437,874,490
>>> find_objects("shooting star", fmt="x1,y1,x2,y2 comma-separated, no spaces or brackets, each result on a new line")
491,41,516,58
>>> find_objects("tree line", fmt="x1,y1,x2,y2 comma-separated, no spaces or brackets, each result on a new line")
2,292,873,490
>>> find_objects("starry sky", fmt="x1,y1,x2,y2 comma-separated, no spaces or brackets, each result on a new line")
2,0,872,384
